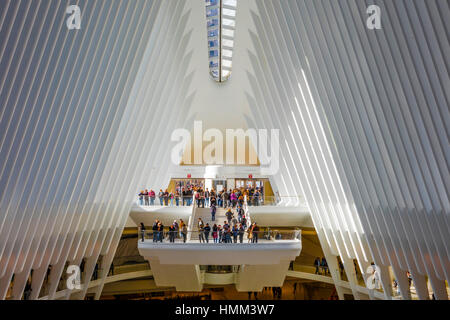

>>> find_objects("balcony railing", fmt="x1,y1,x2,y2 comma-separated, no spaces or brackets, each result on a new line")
138,228,301,244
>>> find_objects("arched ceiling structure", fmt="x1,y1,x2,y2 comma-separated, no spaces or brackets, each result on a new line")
0,0,448,300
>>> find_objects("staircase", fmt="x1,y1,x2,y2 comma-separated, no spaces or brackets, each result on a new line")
190,201,252,242
193,207,227,227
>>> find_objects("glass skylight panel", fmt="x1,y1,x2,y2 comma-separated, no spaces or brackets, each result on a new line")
222,29,234,38
222,8,236,17
222,39,234,48
223,0,237,6
222,59,232,68
205,0,237,82
222,49,233,58
222,19,235,27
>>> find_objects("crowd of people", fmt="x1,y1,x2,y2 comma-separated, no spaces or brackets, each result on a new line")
139,203,265,244
138,184,264,207
197,218,260,244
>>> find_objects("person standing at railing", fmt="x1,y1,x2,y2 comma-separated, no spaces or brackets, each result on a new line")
144,189,149,206
204,223,211,243
314,257,321,275
205,188,210,207
218,225,223,243
169,224,176,243
163,189,170,206
252,223,259,243
158,189,164,206
253,189,260,206
212,224,218,243
175,190,180,206
187,187,193,206
140,222,146,242
150,189,156,205
181,222,187,243
138,191,144,206
194,190,199,207
198,218,205,243
321,257,328,275
157,222,164,242
181,188,186,206
152,220,159,242
224,227,232,244
232,225,238,243
238,224,245,243
169,191,174,206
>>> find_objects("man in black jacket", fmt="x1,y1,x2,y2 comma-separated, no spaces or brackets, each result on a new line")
152,220,159,242
204,223,211,243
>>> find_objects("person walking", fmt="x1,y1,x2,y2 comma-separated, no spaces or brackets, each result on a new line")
224,190,230,208
226,209,233,224
211,204,216,221
230,191,237,208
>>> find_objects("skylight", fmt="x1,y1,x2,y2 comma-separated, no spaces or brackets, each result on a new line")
205,0,237,82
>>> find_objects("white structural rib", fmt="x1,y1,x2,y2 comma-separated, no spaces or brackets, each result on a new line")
0,0,196,300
